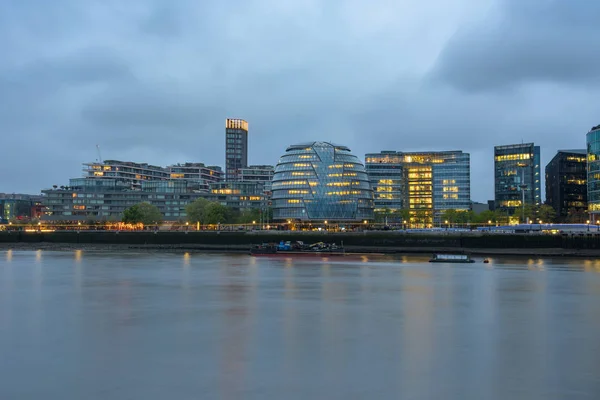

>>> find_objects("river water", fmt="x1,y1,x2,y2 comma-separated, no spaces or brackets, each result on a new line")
1,251,600,399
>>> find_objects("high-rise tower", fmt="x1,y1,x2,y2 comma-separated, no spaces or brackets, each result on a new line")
225,119,248,181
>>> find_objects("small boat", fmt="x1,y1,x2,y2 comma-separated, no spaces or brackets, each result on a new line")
483,258,490,264
429,253,475,263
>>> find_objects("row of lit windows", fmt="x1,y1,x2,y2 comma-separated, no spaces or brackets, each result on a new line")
326,181,362,187
443,194,458,199
442,186,459,192
495,153,531,162
327,191,364,196
409,198,433,204
287,189,310,194
566,156,586,163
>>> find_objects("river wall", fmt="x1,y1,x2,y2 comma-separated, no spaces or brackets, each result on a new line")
1,231,599,250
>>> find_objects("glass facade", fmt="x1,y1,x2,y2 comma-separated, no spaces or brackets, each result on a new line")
365,152,404,217
272,142,374,221
494,143,541,221
587,125,600,220
225,119,248,181
545,150,587,222
365,151,470,225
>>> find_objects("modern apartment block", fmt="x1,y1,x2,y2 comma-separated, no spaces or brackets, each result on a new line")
494,143,541,221
545,150,587,222
587,125,600,221
42,178,267,221
365,151,470,225
83,160,168,190
166,163,224,191
0,193,45,222
225,118,249,181
238,165,274,192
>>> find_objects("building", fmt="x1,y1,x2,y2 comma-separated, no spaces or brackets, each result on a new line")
82,160,168,190
470,201,490,214
42,179,267,222
364,151,404,218
225,119,249,181
587,125,600,221
0,193,45,223
271,142,374,222
545,150,587,222
494,143,541,222
365,151,470,225
166,163,224,191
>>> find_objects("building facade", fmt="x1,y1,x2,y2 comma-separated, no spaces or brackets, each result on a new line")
271,142,374,222
225,119,249,181
365,151,404,218
83,160,168,190
545,150,587,222
587,125,600,221
166,163,224,191
0,193,44,223
365,151,470,225
494,143,541,222
42,179,267,221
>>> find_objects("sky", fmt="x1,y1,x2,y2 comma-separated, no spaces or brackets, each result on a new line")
1,0,599,202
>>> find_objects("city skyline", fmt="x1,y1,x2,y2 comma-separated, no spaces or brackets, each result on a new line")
2,1,599,201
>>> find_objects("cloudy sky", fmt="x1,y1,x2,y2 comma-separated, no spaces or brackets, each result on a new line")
2,0,598,201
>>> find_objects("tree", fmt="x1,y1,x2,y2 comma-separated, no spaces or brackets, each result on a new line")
474,210,501,224
442,209,458,223
537,204,556,223
237,209,261,224
122,202,163,225
204,202,229,224
399,209,411,223
185,198,210,224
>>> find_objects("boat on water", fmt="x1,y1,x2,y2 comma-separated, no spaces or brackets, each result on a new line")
429,253,475,263
250,240,345,256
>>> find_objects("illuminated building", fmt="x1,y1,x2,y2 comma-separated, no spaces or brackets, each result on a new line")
271,142,374,221
83,160,168,190
166,163,224,191
42,179,266,221
225,119,249,181
0,193,44,223
365,151,470,225
494,143,541,221
364,151,404,219
238,165,274,192
545,150,587,222
587,125,600,221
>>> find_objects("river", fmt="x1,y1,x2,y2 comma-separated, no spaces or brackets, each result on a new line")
1,251,600,399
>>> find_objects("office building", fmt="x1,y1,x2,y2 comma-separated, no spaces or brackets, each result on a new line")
587,125,600,221
364,151,404,218
545,150,587,222
271,142,374,222
365,151,470,225
225,119,249,181
0,193,45,222
494,143,541,222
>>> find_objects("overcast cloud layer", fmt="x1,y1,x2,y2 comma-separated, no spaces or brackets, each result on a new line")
1,0,599,201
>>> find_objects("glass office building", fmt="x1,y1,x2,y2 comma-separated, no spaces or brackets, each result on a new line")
545,150,587,222
365,151,470,225
587,125,600,221
271,142,374,221
494,143,541,222
364,151,404,218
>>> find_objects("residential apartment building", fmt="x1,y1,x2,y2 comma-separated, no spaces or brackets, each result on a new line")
83,160,168,190
494,143,541,222
545,150,587,222
166,163,224,191
225,118,249,181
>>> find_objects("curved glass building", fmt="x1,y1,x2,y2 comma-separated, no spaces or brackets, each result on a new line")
587,124,600,221
272,142,374,221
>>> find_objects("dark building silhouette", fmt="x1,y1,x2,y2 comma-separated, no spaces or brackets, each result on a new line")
545,150,587,222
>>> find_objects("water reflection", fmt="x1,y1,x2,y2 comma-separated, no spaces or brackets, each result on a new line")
1,251,600,399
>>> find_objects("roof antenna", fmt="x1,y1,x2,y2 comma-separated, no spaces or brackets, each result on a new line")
96,144,103,163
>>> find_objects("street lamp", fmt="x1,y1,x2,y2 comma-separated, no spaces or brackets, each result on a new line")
587,220,590,232
363,220,367,224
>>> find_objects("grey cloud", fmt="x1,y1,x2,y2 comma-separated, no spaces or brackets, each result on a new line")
432,0,600,92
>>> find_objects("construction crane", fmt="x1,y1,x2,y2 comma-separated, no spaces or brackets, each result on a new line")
96,144,103,163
